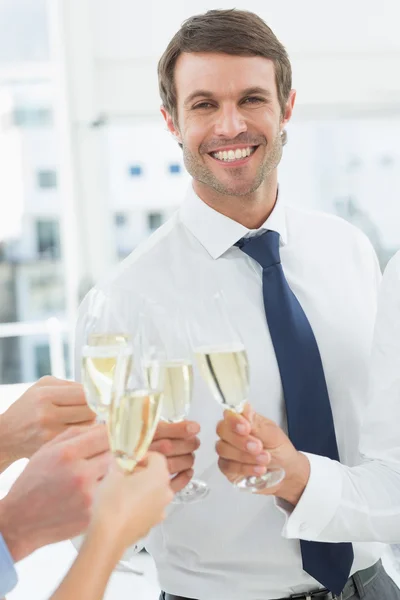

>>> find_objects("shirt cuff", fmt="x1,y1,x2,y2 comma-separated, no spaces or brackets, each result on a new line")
0,533,18,596
276,453,343,541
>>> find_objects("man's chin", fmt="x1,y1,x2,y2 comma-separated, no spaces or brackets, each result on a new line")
213,179,262,197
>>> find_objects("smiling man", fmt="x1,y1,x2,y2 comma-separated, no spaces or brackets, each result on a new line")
75,9,400,600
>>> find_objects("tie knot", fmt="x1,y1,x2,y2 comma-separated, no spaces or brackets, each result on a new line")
236,230,281,269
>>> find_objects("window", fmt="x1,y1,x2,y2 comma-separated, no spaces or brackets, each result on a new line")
36,220,61,259
128,165,143,177
34,344,51,379
115,212,127,227
147,212,163,232
29,266,65,313
34,342,70,379
14,107,53,127
37,169,57,189
169,163,181,174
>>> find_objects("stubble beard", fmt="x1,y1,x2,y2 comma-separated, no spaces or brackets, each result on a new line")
182,131,283,198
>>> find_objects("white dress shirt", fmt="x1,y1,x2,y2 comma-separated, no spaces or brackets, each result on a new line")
284,250,400,544
75,186,383,600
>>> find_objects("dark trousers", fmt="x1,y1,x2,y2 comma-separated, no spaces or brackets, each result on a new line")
159,562,400,599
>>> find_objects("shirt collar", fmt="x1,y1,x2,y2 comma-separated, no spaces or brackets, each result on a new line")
179,184,288,260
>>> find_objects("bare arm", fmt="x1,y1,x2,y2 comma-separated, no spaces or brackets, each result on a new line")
49,529,123,600
50,453,172,600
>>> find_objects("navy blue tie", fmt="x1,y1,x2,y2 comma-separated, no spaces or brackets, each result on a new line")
237,230,354,595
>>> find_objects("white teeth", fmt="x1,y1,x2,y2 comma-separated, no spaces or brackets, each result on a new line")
211,146,256,162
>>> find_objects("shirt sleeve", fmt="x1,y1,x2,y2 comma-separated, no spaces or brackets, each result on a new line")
279,252,400,543
0,534,18,596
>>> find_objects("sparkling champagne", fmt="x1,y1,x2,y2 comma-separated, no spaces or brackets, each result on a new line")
82,334,131,415
195,345,249,412
146,360,193,422
109,389,163,472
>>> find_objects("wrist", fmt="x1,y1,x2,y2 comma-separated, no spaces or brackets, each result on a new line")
0,411,24,470
86,517,127,558
0,499,27,562
276,452,310,506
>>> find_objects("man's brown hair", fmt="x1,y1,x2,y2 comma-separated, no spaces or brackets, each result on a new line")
158,8,292,127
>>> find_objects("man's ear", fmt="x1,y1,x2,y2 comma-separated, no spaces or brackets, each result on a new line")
160,106,182,144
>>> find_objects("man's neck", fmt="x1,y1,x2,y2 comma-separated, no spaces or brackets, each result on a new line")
192,175,278,229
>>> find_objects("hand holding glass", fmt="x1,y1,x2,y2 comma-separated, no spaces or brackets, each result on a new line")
192,292,285,492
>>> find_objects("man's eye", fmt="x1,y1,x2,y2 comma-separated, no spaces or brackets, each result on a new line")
193,102,214,110
243,96,264,105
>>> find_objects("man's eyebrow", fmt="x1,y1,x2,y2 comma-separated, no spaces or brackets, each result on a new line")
241,87,273,99
183,90,214,107
183,87,273,107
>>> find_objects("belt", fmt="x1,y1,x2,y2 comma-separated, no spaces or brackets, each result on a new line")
162,559,381,600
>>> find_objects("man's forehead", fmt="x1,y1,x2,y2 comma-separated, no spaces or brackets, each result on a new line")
175,52,277,100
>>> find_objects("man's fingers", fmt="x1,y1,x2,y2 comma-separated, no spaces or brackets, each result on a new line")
152,420,200,441
222,410,252,436
58,404,96,424
46,424,95,446
144,451,169,473
216,420,263,455
250,413,283,449
215,440,270,466
170,469,194,494
88,451,113,481
50,386,88,407
62,424,110,459
150,436,200,457
167,454,195,476
34,376,78,388
218,458,268,479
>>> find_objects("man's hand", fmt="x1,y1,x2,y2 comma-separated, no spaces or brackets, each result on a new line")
0,376,96,469
149,420,200,494
90,452,173,550
216,404,310,505
0,424,110,562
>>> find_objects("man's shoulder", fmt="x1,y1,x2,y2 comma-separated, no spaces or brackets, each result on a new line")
383,250,400,283
284,204,374,249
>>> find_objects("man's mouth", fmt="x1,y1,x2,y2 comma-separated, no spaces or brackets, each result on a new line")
208,145,259,163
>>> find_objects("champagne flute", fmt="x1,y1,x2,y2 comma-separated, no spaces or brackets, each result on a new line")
140,304,209,503
81,290,132,419
192,292,285,492
109,347,163,473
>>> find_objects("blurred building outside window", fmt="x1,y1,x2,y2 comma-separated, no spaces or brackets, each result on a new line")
168,163,181,174
128,164,142,177
147,211,164,232
36,219,60,259
13,106,53,127
37,169,57,189
34,340,70,380
115,212,128,227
